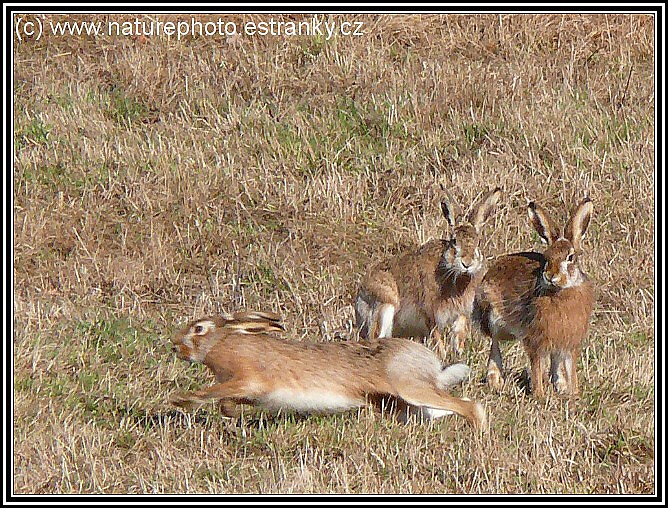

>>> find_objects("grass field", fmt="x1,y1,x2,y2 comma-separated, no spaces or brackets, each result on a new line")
12,13,656,496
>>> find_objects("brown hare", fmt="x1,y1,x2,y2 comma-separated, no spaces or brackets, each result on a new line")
170,311,486,430
355,187,502,359
473,198,595,398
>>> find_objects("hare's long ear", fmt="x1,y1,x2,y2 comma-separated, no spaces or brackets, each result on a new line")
440,200,456,229
564,198,593,251
226,320,285,334
528,202,559,245
229,310,285,332
468,187,502,232
440,187,460,230
233,310,283,324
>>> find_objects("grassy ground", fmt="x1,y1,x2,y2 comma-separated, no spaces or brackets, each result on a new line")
12,13,655,495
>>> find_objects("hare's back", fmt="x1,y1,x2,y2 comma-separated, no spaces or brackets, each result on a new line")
385,240,447,301
250,337,391,380
387,239,445,276
475,252,544,332
481,252,544,294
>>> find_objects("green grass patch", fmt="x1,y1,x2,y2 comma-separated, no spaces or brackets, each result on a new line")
106,89,149,125
16,117,52,149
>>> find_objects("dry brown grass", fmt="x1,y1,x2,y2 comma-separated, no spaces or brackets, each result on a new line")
12,13,656,496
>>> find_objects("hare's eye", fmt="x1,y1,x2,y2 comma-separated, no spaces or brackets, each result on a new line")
194,325,205,334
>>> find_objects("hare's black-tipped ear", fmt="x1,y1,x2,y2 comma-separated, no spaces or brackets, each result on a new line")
439,184,462,230
565,198,593,251
233,310,283,324
469,187,502,232
228,310,285,333
528,202,559,245
440,199,456,229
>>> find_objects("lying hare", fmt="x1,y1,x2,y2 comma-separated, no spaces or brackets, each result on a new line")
473,198,595,398
355,187,502,358
170,311,486,429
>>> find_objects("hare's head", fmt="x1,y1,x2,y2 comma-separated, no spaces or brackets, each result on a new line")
440,187,502,275
171,316,227,363
528,198,593,289
171,311,285,363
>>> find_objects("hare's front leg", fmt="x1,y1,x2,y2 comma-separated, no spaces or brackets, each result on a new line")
171,378,259,409
550,351,568,395
430,327,449,362
550,349,579,397
450,314,469,356
432,314,468,361
218,399,241,417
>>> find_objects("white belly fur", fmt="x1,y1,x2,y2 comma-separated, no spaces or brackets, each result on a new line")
435,307,462,331
393,304,431,337
259,388,363,413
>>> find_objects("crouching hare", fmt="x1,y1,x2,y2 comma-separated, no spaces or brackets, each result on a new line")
170,310,486,430
355,187,502,359
473,198,595,398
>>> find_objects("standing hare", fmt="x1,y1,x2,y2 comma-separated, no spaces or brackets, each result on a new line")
355,187,502,359
170,310,486,430
473,198,595,398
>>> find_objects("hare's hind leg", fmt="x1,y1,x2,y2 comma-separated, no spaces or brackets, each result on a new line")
369,303,395,340
354,294,371,339
487,333,504,391
378,303,396,338
396,383,486,429
564,348,580,396
528,352,548,398
356,297,396,341
475,301,509,391
358,272,399,340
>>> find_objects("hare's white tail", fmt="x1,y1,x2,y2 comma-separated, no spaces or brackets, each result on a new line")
437,363,471,389
377,304,396,338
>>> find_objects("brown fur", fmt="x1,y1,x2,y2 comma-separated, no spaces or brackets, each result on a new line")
473,199,595,398
355,188,502,358
170,312,486,429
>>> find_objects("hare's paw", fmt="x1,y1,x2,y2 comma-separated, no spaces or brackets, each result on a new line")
170,392,204,410
450,334,466,358
473,402,488,432
218,399,241,417
449,315,468,357
486,362,504,391
553,373,568,395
